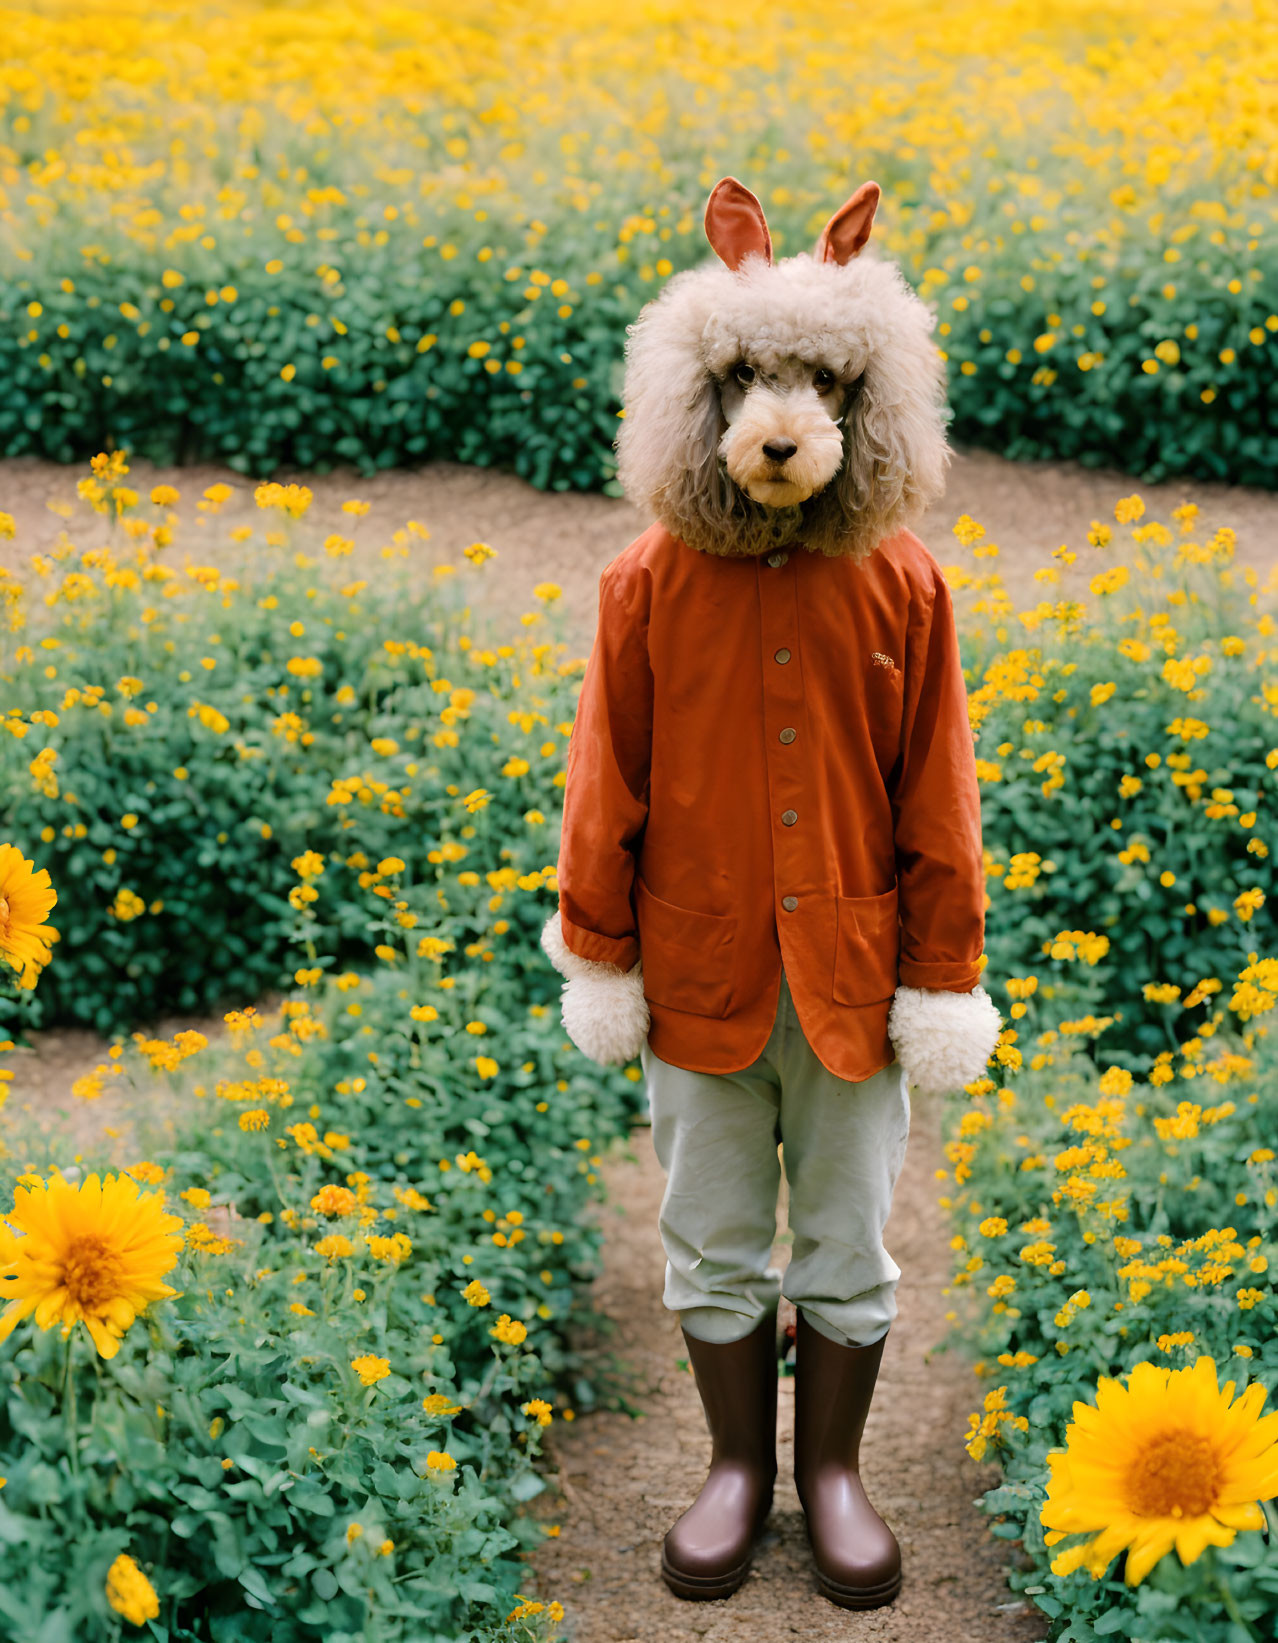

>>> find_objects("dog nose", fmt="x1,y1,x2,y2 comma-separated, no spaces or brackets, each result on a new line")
762,438,797,463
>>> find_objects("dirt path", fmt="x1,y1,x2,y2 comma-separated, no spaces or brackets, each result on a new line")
3,996,283,1164
4,447,1278,1641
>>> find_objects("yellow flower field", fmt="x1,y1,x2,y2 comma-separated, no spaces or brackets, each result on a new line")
2,0,1275,481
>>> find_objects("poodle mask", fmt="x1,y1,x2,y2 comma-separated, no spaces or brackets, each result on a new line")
615,177,951,562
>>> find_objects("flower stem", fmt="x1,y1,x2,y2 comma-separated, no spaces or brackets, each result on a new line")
1217,1570,1255,1640
63,1331,80,1483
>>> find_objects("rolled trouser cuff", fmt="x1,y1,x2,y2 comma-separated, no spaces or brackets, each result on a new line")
678,1299,779,1344
797,1302,893,1350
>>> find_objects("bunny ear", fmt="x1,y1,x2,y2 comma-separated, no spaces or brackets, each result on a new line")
814,181,881,265
704,177,773,270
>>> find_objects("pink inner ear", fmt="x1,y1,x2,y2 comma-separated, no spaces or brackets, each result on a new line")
704,177,773,270
814,182,882,265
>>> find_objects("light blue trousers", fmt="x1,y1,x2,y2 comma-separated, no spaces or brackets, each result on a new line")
642,968,911,1349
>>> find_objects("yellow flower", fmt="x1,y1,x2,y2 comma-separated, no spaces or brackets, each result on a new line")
0,1172,184,1358
490,1313,528,1346
254,481,312,518
425,1450,456,1471
0,844,58,987
351,1354,391,1386
1042,1356,1278,1585
310,1184,357,1217
190,701,229,734
462,1279,490,1306
1089,567,1129,597
105,1553,160,1626
1234,887,1265,922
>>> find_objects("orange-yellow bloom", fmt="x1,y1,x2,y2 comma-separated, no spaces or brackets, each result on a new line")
0,844,58,988
1042,1356,1278,1585
0,1172,184,1358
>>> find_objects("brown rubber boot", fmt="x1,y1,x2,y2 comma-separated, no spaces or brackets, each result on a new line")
660,1309,779,1600
793,1311,902,1609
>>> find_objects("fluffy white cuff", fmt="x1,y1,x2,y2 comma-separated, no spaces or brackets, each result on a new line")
539,912,650,1067
888,983,1002,1096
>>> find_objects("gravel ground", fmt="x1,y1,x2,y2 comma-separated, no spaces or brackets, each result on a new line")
3,445,1276,1641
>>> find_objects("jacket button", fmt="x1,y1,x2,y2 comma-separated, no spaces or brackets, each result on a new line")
767,551,789,568
774,647,791,664
779,727,796,744
781,809,798,826
781,895,799,911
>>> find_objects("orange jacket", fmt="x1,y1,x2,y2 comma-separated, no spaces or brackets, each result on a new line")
554,522,986,1082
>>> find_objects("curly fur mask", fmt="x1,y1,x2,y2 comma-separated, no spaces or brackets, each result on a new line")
614,177,952,562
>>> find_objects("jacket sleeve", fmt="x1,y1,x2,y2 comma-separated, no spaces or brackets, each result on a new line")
889,559,986,993
555,557,653,970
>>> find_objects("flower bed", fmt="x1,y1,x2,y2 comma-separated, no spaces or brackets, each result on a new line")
0,459,584,1035
0,468,645,1638
958,499,1277,1070
946,498,1278,1637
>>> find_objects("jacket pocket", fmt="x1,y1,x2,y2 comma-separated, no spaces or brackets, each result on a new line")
635,877,737,1019
832,882,900,1006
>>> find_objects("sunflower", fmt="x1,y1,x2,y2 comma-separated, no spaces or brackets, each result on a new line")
0,1171,185,1359
1042,1356,1278,1585
0,844,58,988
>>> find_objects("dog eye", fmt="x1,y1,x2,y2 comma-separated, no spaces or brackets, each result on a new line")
813,367,836,394
733,362,756,387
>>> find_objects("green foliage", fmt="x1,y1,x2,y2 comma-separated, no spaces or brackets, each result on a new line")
964,508,1278,1071
924,215,1278,488
0,480,585,1035
0,189,635,491
0,472,644,1638
5,203,1276,489
5,170,1278,490
0,743,642,1641
946,502,1278,1635
943,1021,1278,1640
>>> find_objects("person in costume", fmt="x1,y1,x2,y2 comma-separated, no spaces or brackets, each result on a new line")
540,176,1002,1609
